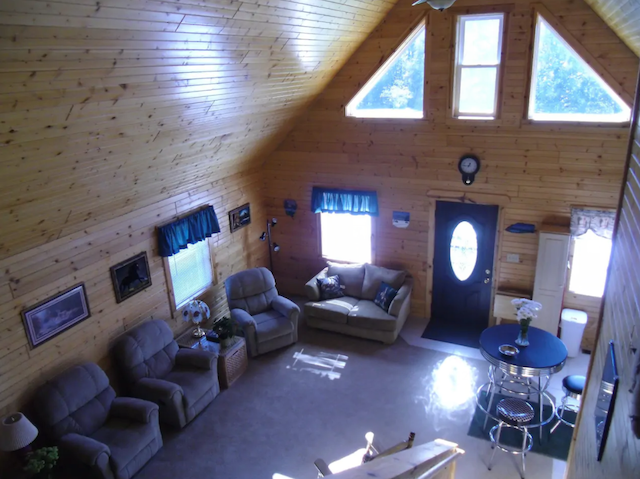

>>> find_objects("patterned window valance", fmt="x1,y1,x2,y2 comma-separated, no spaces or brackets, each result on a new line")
311,187,379,216
570,208,615,240
158,206,221,257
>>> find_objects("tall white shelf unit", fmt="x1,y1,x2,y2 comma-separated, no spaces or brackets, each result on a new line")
532,226,571,335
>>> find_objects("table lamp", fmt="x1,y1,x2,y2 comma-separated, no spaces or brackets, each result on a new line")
182,299,211,338
0,413,38,456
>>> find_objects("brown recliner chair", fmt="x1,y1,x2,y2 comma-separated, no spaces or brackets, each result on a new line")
33,362,162,479
112,319,219,428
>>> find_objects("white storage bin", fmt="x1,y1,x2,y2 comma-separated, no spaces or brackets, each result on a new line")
560,309,588,357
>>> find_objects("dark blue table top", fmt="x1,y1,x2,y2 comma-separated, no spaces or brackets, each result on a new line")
480,324,568,370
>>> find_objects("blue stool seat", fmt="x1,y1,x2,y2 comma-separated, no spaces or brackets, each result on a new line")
563,375,585,396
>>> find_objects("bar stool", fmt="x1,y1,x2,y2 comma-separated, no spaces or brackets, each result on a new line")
550,375,585,433
487,397,534,479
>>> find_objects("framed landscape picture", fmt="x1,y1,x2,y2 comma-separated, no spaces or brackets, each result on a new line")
22,283,91,349
229,203,251,233
110,252,152,303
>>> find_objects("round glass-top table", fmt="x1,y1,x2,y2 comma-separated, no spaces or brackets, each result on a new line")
477,325,568,442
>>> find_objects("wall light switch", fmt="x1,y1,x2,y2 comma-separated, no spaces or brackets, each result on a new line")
506,254,520,263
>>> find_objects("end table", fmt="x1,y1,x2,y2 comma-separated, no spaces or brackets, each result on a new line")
175,331,248,389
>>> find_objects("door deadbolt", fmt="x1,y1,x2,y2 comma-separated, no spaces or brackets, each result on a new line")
485,269,491,274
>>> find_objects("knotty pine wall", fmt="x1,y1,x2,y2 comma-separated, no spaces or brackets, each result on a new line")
585,0,640,56
263,0,639,351
566,73,640,479
0,0,398,452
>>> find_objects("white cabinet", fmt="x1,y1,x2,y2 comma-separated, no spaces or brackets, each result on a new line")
532,231,571,335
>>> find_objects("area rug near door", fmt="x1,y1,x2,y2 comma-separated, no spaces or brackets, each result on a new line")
467,391,576,460
421,320,483,348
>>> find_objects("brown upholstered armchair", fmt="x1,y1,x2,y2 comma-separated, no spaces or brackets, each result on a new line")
112,319,220,428
33,362,162,479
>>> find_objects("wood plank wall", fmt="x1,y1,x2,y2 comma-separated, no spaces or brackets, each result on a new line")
566,71,640,479
0,0,397,461
585,0,640,57
263,0,638,351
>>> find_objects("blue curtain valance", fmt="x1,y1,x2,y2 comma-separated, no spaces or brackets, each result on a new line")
158,206,221,257
311,187,379,216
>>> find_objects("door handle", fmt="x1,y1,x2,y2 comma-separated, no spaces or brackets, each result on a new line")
484,278,490,284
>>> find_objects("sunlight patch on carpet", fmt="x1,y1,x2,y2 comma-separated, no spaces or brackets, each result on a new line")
287,348,348,380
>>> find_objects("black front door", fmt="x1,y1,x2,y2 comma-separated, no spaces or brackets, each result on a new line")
424,201,499,348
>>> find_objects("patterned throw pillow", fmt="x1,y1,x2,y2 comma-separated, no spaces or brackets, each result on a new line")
317,275,344,300
374,281,398,312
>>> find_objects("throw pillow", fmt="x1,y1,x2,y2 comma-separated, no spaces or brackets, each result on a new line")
374,282,398,312
317,275,344,300
361,264,406,300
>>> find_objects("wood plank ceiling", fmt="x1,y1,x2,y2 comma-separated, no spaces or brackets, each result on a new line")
0,0,397,260
585,0,640,56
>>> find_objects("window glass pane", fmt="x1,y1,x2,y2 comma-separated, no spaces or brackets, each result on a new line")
462,17,501,65
321,213,371,264
569,230,612,297
458,67,497,114
346,25,425,119
169,241,213,307
450,221,478,281
530,17,630,122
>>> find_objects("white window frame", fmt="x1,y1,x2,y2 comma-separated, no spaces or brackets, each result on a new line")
319,213,373,264
345,22,426,119
528,14,630,123
453,13,505,120
164,240,214,311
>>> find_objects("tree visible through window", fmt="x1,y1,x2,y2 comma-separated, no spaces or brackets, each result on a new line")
529,15,630,122
346,23,425,119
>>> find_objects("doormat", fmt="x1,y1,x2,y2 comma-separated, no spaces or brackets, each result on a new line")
468,390,575,461
421,320,482,348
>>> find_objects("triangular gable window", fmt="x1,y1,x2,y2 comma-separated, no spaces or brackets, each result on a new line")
529,15,630,123
346,23,425,119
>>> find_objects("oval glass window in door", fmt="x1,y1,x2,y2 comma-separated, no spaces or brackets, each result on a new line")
450,221,478,281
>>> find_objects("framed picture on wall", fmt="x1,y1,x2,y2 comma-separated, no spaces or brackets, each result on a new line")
22,284,91,349
110,252,152,303
229,203,251,233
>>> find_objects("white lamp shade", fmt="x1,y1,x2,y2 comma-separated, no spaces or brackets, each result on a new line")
181,299,211,324
0,413,38,451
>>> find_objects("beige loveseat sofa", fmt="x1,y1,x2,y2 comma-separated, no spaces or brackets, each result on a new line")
304,263,413,344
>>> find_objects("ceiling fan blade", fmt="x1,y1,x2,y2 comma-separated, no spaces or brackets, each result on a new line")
411,0,429,5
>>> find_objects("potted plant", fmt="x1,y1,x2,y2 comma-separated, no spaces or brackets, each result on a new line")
24,446,58,479
211,316,237,347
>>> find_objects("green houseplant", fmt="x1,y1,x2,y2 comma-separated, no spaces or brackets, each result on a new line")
24,446,58,479
211,316,237,347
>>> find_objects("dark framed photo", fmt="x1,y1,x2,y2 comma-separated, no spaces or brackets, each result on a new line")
229,203,251,233
22,284,91,349
110,252,152,303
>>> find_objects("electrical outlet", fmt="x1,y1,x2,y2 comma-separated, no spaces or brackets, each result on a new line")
506,253,520,263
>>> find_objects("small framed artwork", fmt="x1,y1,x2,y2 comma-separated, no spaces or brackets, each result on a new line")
110,252,152,303
22,284,91,349
229,203,251,233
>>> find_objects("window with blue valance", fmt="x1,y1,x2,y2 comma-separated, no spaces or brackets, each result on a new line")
311,187,379,216
158,206,221,257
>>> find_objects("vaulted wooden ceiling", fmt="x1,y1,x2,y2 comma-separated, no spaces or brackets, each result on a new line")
0,0,396,258
585,0,640,56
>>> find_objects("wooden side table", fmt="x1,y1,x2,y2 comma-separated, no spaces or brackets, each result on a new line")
175,331,248,389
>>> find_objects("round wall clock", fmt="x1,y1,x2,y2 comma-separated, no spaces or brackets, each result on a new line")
458,154,480,185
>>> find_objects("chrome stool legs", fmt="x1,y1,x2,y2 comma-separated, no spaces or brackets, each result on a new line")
551,375,585,434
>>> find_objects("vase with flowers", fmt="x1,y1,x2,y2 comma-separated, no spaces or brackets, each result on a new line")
511,298,542,347
182,300,211,338
211,316,237,348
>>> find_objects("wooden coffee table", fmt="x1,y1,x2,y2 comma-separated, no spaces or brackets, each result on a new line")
176,331,248,389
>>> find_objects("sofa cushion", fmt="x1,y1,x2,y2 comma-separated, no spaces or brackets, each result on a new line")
347,300,397,332
327,263,365,298
164,367,214,408
317,275,344,300
361,264,406,300
304,296,359,324
374,282,398,312
253,310,294,342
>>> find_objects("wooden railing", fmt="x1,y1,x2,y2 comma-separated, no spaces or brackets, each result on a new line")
320,439,464,479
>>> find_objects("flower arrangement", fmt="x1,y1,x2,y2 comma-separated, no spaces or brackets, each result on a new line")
211,316,237,347
511,298,542,346
182,299,211,338
24,446,58,479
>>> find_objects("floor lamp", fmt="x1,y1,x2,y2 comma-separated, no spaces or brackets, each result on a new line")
260,218,280,271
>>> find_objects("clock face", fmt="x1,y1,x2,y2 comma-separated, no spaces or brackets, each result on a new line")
459,156,479,174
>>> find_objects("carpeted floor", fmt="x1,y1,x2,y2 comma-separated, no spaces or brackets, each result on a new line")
134,322,490,479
